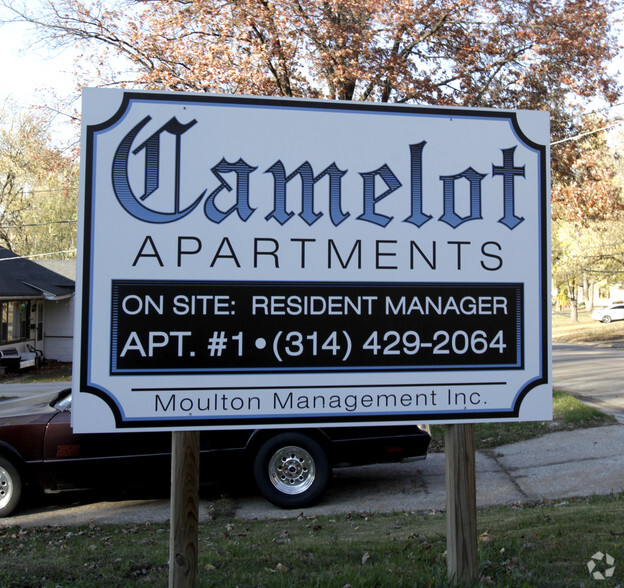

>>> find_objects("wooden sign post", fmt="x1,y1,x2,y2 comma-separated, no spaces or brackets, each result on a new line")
445,423,478,584
169,431,200,588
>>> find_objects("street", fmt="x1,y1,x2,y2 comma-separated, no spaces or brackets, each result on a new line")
552,343,624,421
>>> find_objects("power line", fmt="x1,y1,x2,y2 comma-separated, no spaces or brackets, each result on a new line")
554,242,624,251
0,220,77,229
552,240,624,252
551,122,623,146
0,249,77,262
20,187,79,195
582,268,624,274
577,100,624,119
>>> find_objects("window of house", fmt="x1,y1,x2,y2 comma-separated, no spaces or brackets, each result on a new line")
0,301,31,344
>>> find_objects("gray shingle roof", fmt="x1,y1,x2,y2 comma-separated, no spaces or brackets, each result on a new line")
0,247,75,300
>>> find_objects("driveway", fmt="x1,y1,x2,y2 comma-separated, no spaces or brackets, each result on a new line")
2,424,623,528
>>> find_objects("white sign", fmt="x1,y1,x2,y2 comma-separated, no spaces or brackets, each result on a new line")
73,89,551,432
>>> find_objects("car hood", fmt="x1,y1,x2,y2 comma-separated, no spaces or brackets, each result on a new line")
0,391,65,419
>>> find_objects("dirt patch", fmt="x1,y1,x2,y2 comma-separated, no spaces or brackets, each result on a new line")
0,361,72,384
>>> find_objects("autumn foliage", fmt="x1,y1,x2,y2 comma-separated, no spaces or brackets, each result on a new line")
552,139,623,225
5,0,624,225
0,109,78,256
10,0,620,108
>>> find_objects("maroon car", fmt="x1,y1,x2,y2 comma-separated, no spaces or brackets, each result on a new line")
0,388,430,517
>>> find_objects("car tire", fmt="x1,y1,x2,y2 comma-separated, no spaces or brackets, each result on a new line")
601,315,612,324
253,433,329,509
0,456,22,518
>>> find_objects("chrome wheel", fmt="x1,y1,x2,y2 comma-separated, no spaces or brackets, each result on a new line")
0,457,21,517
0,465,12,510
253,433,329,508
268,445,316,495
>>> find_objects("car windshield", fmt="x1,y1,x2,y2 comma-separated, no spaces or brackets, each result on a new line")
53,392,72,411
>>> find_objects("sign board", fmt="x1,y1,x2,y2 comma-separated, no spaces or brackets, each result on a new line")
73,89,551,432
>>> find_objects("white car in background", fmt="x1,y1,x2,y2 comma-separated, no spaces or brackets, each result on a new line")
591,302,624,323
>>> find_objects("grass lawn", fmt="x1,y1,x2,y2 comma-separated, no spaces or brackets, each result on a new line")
0,493,622,587
552,310,624,343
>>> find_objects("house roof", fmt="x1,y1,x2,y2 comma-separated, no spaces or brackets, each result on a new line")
35,259,77,281
0,247,75,301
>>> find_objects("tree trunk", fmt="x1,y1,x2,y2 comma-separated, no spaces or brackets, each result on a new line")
584,275,596,311
567,280,578,322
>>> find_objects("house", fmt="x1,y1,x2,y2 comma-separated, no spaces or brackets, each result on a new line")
0,246,75,367
577,283,624,310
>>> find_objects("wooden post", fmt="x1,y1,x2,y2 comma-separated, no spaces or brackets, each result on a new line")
169,431,200,588
445,423,478,585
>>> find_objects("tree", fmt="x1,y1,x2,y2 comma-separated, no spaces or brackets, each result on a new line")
5,0,620,110
3,0,622,263
6,0,621,222
552,219,624,318
0,107,78,258
551,113,624,319
552,115,624,224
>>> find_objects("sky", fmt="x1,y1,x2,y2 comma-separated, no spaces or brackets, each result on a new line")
0,8,83,143
0,13,75,101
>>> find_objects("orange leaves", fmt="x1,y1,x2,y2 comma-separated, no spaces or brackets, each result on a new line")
551,114,623,226
11,0,620,127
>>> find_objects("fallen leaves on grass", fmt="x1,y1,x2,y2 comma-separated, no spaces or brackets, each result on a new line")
479,529,495,543
266,562,289,573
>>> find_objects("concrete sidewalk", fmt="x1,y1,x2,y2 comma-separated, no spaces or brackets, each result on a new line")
0,381,70,397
